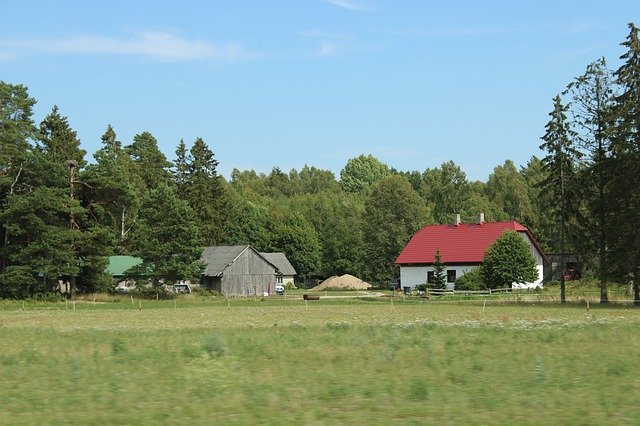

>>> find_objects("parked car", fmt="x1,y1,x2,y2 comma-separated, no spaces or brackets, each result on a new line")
275,285,285,295
172,283,191,294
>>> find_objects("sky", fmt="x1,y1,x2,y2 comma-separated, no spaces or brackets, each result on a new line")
1,1,639,182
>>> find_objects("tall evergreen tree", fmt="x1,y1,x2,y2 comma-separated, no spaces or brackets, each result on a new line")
173,138,190,196
0,82,37,275
126,131,172,190
182,138,230,245
539,95,582,303
564,58,616,303
609,23,640,303
79,126,141,252
37,105,86,168
129,184,204,288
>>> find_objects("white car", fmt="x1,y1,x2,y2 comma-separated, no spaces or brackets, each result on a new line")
275,285,285,295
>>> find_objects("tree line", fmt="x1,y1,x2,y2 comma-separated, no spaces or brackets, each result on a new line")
1,23,638,301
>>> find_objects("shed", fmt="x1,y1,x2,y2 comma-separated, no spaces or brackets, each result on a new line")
260,252,296,287
201,245,278,296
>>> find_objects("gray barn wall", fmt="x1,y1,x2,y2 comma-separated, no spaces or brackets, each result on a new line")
221,249,276,296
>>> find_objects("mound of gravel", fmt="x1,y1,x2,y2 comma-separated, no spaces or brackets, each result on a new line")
311,274,372,291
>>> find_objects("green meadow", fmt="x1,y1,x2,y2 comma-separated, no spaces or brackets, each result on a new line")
1,296,639,425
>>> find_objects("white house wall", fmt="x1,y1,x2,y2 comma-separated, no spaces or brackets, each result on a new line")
517,231,544,288
400,265,476,290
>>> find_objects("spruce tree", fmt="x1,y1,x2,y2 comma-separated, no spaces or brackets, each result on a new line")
432,248,446,289
126,131,172,190
564,58,616,303
610,23,640,303
539,95,581,303
182,138,230,246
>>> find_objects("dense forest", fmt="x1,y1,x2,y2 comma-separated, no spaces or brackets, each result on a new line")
1,23,639,302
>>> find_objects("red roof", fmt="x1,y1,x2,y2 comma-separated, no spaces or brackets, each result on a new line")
395,221,543,265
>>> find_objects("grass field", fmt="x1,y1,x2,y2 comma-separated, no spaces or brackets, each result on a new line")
1,295,639,424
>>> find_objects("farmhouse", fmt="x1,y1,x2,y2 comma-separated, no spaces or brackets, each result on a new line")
395,215,546,290
260,252,297,287
201,245,290,296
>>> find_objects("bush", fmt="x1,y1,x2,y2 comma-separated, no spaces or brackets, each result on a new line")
0,266,38,299
454,268,485,291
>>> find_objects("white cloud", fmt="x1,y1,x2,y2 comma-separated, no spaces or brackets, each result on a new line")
299,30,355,58
1,31,244,62
323,0,374,12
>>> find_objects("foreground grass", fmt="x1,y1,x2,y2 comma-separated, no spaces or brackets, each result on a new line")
1,299,639,424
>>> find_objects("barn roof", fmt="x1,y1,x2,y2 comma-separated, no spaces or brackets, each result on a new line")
201,245,251,277
395,221,545,265
201,245,280,277
106,255,143,276
260,252,296,276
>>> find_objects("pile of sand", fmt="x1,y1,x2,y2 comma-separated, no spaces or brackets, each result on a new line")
311,274,372,291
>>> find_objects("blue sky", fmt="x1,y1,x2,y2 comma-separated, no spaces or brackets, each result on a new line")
2,1,638,181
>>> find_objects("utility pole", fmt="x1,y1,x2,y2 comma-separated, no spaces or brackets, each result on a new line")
67,160,78,299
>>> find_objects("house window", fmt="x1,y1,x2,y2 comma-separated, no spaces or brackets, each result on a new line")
446,270,456,283
427,271,434,283
276,276,283,284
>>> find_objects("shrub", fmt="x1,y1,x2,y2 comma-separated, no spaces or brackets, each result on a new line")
0,267,38,299
454,268,485,291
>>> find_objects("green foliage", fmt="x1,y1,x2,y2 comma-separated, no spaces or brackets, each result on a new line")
432,248,446,289
480,231,538,289
486,160,536,226
340,154,391,195
126,131,172,190
179,138,231,246
454,268,485,291
420,161,469,223
269,210,320,280
0,266,38,298
37,105,86,168
363,175,426,284
1,302,640,424
129,184,204,285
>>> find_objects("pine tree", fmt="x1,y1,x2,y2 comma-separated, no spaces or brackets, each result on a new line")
0,82,37,274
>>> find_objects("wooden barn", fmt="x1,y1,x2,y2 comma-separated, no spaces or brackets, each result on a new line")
201,245,278,296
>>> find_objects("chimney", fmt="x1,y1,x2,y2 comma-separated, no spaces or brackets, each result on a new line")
454,214,461,226
477,213,485,225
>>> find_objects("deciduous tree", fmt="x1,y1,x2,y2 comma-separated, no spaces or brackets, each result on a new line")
480,231,538,289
